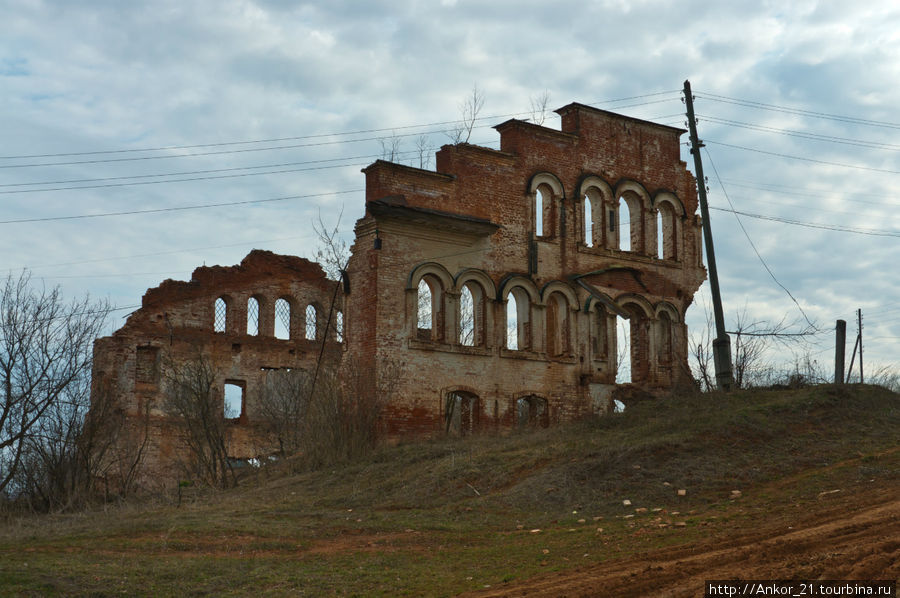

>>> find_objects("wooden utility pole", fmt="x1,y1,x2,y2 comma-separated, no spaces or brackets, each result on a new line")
834,319,846,384
858,309,864,384
684,80,734,391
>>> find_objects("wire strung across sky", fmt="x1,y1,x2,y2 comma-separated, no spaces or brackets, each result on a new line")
0,91,682,163
5,90,899,305
703,147,818,330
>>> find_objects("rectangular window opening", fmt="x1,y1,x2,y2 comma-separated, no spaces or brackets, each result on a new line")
224,381,245,420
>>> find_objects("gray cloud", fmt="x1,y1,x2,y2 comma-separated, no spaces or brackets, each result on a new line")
0,0,897,370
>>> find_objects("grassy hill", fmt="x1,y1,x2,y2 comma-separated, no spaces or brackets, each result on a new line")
1,384,897,596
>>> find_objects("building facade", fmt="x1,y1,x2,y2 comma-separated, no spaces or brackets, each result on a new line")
91,103,706,484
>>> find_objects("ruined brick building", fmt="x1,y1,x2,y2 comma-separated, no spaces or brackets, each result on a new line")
91,103,706,483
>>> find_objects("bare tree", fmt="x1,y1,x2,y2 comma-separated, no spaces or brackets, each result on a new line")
80,376,150,500
162,352,235,488
448,84,485,144
414,134,433,169
530,89,551,125
257,356,399,469
379,132,402,162
690,298,821,391
313,209,350,281
257,368,309,457
0,271,110,498
689,301,715,391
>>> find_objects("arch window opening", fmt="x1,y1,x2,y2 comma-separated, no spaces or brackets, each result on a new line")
658,312,674,365
546,293,569,357
516,395,549,428
618,197,631,252
616,315,632,383
505,288,530,350
459,285,475,346
445,391,479,435
247,297,260,336
592,305,609,358
224,381,244,420
275,298,291,340
535,188,545,236
305,304,317,341
417,278,438,340
657,202,678,260
584,195,593,247
214,297,228,333
506,293,518,350
657,210,664,258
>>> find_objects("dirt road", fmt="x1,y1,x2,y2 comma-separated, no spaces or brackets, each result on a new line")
463,486,899,598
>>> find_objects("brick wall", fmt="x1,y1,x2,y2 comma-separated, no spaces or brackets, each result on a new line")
92,103,707,487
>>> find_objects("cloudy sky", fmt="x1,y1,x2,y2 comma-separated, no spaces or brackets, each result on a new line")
2,0,898,378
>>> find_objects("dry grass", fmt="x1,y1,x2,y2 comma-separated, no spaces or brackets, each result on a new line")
0,384,897,596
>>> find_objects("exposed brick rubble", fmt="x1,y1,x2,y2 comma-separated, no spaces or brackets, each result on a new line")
92,103,706,486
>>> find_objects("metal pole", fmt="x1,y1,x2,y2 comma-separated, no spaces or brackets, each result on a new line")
834,319,846,384
684,80,733,391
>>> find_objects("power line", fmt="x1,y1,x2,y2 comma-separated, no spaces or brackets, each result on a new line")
704,147,817,329
0,189,363,225
708,206,900,237
0,126,490,169
0,153,390,190
705,139,900,176
715,192,893,219
0,91,681,164
697,114,900,151
695,92,900,130
7,233,332,272
0,162,373,194
707,177,900,207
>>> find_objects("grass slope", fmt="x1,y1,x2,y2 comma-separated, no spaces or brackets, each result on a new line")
0,385,897,597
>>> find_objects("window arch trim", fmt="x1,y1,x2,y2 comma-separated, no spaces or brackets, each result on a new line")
527,171,564,198
407,261,454,291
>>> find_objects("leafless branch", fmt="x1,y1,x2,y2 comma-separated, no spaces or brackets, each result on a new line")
448,84,485,144
530,90,551,126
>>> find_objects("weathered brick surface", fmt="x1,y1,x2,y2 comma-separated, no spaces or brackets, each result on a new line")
91,250,341,486
347,103,705,436
93,103,706,486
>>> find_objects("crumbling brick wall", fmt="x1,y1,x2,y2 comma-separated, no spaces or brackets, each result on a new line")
92,103,706,487
91,250,341,487
346,103,705,435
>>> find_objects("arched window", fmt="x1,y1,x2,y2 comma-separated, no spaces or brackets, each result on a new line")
657,210,664,258
658,312,674,365
335,311,344,342
505,287,531,351
247,297,260,336
618,197,631,252
616,314,632,383
506,293,519,350
516,395,549,429
617,303,651,384
445,391,480,435
546,293,569,357
459,285,475,346
657,201,678,260
416,275,445,342
584,195,593,247
275,298,291,340
417,279,433,340
305,304,317,341
592,304,609,359
214,297,228,333
535,188,546,236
